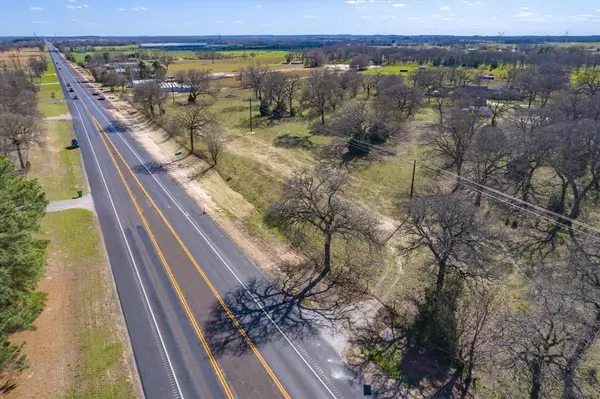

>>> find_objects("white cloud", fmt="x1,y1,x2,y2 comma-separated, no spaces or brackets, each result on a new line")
67,4,88,9
440,6,450,11
520,7,529,10
83,4,88,8
392,3,405,7
215,20,224,23
462,1,481,6
381,15,396,19
31,20,47,24
233,20,244,24
514,11,552,22
345,0,366,3
569,14,597,20
117,7,125,11
432,14,442,18
361,15,375,19
30,6,43,11
515,11,534,18
256,4,262,8
442,17,455,20
356,5,367,9
133,6,147,11
67,0,76,2
304,15,316,18
408,17,420,20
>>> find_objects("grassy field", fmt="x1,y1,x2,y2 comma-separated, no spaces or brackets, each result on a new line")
38,83,64,101
38,101,68,117
28,120,84,201
43,209,134,399
40,73,59,84
168,58,293,74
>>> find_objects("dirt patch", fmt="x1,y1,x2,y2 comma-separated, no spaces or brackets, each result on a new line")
45,113,72,120
5,244,79,399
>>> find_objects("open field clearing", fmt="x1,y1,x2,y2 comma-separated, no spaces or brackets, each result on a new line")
168,57,294,74
38,101,68,117
28,119,84,201
37,83,63,101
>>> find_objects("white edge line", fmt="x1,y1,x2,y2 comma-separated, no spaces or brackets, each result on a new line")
59,53,340,398
59,56,184,399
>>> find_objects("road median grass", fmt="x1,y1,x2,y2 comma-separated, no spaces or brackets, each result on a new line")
28,120,84,201
38,101,68,117
45,209,135,399
38,83,63,101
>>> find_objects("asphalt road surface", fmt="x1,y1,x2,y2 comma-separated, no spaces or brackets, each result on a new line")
48,46,364,399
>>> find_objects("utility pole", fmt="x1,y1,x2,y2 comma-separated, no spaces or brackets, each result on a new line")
249,99,253,133
410,160,416,197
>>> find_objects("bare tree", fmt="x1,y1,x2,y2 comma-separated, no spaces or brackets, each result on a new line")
176,104,214,153
501,291,569,399
449,67,471,88
454,285,501,399
300,70,342,127
261,71,288,117
375,79,425,122
505,107,555,202
361,72,381,100
349,54,370,71
282,74,301,117
399,194,503,301
182,69,213,103
330,102,396,154
304,50,327,68
338,70,362,99
133,81,167,120
264,167,380,302
202,123,227,167
0,112,41,169
466,126,511,206
422,108,488,186
487,98,513,127
238,63,269,100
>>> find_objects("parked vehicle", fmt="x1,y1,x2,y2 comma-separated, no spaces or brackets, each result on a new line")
98,95,105,100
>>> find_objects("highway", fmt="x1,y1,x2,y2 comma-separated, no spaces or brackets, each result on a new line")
48,46,363,399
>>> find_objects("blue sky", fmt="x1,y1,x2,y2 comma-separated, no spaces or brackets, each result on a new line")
2,0,600,37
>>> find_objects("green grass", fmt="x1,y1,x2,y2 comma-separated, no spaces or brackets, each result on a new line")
38,101,68,117
217,152,282,212
40,73,59,84
38,83,63,101
167,58,293,74
364,343,404,380
348,141,422,216
29,120,84,201
40,210,134,399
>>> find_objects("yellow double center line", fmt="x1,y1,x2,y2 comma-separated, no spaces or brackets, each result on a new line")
86,110,291,399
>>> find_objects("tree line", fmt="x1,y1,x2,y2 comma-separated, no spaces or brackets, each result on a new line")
0,66,48,386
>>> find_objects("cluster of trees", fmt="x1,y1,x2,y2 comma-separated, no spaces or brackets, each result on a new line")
132,71,226,167
0,70,42,170
0,157,48,382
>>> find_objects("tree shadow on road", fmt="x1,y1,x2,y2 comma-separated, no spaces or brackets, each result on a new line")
202,254,371,358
